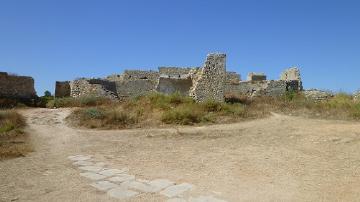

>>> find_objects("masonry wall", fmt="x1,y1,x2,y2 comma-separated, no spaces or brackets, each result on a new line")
115,80,155,98
123,70,160,85
55,81,71,97
226,72,241,83
225,80,301,97
190,53,226,102
156,77,193,96
158,67,198,76
70,79,118,99
280,67,303,90
0,72,37,99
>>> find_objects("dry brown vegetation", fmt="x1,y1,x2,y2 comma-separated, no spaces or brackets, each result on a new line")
65,91,360,129
0,110,32,159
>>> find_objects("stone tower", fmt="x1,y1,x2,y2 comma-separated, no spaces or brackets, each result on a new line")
190,53,226,102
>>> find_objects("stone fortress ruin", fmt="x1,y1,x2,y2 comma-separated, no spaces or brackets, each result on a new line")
55,53,303,102
0,72,37,103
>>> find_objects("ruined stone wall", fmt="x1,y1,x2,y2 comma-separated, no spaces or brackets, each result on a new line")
225,80,300,97
158,67,198,76
280,67,303,90
112,70,160,98
70,79,118,99
0,72,37,99
115,80,155,98
226,72,241,83
55,81,71,97
156,77,193,96
190,53,226,102
123,70,159,85
247,73,266,81
59,54,304,102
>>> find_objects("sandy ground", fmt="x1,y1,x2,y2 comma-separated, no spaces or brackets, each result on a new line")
0,108,359,202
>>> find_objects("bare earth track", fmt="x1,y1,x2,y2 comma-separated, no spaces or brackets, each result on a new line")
1,108,359,202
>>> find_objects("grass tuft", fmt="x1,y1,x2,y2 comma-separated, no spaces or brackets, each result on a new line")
0,110,31,159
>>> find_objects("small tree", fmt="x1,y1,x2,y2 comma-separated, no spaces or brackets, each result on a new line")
44,90,52,97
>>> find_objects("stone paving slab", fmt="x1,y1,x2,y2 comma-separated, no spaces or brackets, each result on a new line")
107,187,139,199
78,166,104,172
80,172,107,180
160,183,193,198
69,155,227,202
68,155,92,161
125,180,157,193
90,181,119,191
73,161,94,166
108,174,135,183
148,179,175,192
98,168,127,177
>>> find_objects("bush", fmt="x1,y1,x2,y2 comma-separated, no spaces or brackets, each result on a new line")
352,103,360,119
82,108,105,119
0,111,26,133
202,100,223,112
48,96,112,108
105,110,138,125
147,92,193,109
161,104,206,125
0,110,31,159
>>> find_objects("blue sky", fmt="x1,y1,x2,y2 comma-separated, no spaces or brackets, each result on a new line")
0,0,359,95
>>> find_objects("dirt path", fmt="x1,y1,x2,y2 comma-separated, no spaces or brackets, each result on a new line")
1,108,360,202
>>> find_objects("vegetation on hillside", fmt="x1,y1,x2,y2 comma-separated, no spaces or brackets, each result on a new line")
0,110,32,159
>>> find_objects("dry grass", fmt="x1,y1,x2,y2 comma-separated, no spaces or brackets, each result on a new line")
46,96,113,108
68,92,360,129
68,93,254,129
241,91,360,120
0,110,32,159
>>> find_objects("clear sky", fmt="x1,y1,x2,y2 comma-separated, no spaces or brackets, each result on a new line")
0,0,359,95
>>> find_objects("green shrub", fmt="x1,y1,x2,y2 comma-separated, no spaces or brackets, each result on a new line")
0,122,15,133
83,108,105,119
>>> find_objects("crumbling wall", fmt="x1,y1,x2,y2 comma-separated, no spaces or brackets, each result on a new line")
70,79,118,99
226,72,241,83
280,67,303,90
113,70,159,98
0,72,37,99
225,80,300,97
123,70,159,85
55,81,71,97
158,67,197,77
156,76,193,96
247,73,266,81
190,53,226,102
115,80,155,98
304,89,333,101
